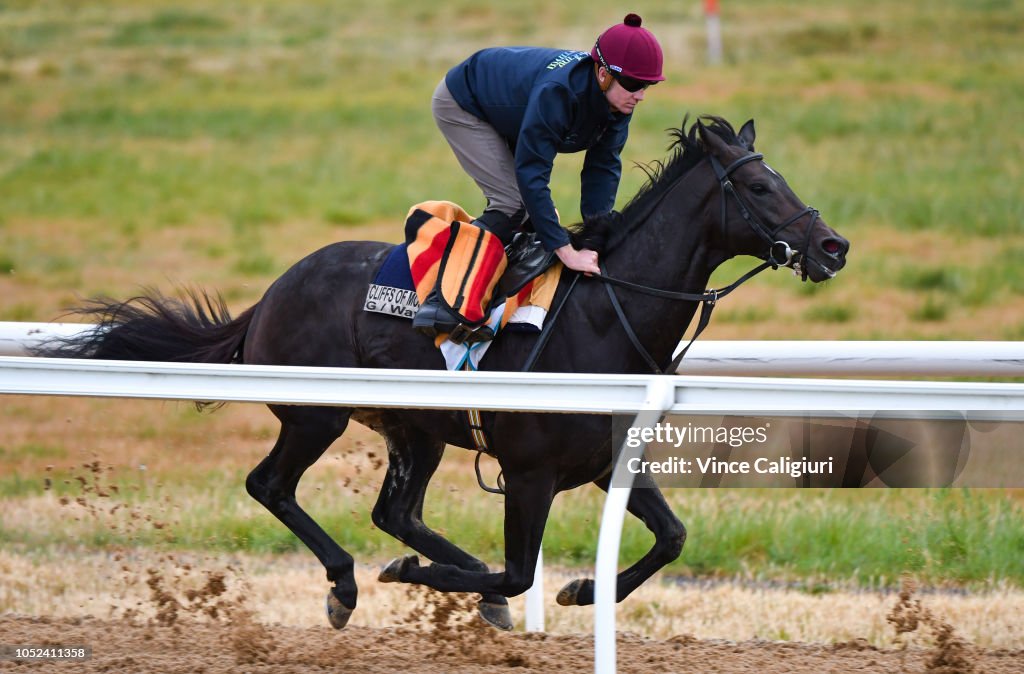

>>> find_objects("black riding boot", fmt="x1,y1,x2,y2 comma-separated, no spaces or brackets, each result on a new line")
411,290,462,336
476,208,521,245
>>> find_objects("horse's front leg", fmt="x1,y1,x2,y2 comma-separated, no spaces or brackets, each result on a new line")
382,468,556,602
556,472,686,606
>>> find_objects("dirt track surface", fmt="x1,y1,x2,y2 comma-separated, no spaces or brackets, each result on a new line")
5,453,1020,673
2,614,1022,674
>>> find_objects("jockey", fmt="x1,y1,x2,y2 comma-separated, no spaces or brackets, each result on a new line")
414,13,664,339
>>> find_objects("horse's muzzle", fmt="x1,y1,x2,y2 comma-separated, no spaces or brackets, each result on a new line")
806,234,849,281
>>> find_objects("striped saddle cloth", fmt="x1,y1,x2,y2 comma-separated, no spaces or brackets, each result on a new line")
363,201,562,365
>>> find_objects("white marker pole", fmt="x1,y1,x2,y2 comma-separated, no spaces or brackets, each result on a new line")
525,546,544,632
705,0,723,65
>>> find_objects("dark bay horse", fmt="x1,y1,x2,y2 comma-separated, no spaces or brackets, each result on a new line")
42,117,849,630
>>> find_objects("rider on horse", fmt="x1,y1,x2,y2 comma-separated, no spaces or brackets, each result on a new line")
414,13,665,339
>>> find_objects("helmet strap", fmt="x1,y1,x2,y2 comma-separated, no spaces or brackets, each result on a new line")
595,63,613,92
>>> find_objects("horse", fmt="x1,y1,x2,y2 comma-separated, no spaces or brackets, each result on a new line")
40,116,849,631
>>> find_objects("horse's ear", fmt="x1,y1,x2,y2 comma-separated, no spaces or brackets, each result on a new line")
697,120,730,157
738,119,756,150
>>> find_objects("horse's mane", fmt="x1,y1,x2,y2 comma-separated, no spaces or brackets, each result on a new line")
569,115,741,254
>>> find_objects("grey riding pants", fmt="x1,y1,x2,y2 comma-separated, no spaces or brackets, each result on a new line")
431,79,524,221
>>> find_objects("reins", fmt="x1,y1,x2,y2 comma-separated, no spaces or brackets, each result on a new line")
519,249,773,375
597,259,772,374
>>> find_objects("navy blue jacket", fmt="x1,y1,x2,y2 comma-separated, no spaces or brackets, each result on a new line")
445,47,632,251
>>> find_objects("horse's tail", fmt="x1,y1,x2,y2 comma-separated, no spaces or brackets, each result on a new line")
35,288,256,366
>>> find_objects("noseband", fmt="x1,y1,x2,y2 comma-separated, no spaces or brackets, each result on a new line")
708,152,822,281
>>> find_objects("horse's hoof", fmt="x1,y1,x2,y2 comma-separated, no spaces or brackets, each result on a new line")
556,578,594,606
325,590,354,630
478,600,514,631
378,554,419,583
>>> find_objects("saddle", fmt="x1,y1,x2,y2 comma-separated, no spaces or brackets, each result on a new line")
496,231,556,300
363,201,561,358
409,201,559,343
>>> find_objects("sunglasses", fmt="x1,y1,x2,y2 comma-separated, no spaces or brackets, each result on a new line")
612,73,654,93
594,40,657,93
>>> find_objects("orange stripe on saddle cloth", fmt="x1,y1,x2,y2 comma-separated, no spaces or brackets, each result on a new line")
404,201,562,338
499,261,560,327
406,201,469,301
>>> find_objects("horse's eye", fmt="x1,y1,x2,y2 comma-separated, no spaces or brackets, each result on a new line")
749,183,769,195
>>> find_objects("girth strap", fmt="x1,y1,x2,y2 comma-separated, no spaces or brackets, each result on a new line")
521,272,581,372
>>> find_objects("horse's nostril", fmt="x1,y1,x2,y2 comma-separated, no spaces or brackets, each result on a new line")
822,239,842,256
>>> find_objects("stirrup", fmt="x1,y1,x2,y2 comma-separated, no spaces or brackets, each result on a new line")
412,292,493,344
447,322,494,345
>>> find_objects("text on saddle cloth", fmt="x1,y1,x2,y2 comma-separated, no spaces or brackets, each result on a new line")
364,243,420,319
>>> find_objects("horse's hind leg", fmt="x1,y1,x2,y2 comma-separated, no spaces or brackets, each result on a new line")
387,467,557,601
372,423,513,630
244,405,357,628
556,472,686,606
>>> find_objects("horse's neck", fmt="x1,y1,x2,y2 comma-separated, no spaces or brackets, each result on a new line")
601,171,722,369
613,162,723,281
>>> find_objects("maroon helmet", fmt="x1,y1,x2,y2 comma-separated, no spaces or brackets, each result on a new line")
591,13,664,83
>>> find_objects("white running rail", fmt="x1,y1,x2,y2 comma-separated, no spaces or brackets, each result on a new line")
4,322,1024,377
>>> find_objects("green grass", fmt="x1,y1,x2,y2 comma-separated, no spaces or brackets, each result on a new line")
0,303,40,321
898,267,964,294
717,305,775,324
2,467,1022,589
5,1,1024,326
911,296,949,322
676,489,1024,586
2,0,1024,589
804,304,855,323
1,1,1022,235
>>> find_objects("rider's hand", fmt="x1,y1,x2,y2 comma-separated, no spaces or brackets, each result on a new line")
555,244,601,275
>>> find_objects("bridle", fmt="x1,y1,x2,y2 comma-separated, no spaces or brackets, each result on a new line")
523,149,828,375
708,151,824,282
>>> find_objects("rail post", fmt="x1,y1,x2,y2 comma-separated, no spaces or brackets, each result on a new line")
525,547,544,631
593,378,676,673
